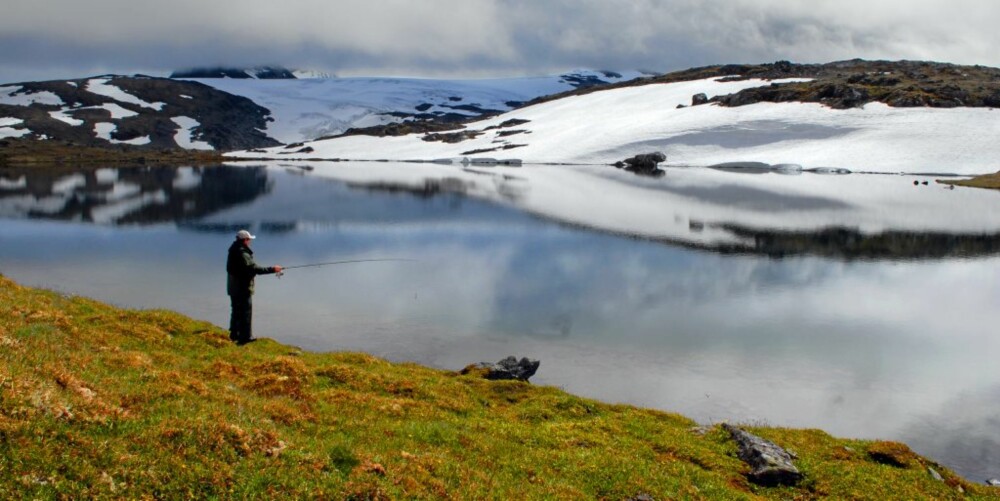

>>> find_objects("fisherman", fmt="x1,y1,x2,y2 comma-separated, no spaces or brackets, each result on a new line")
226,229,282,345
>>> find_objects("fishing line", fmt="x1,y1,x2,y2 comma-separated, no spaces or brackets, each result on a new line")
275,258,415,277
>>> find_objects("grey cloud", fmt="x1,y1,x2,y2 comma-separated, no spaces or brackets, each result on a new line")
1,0,998,83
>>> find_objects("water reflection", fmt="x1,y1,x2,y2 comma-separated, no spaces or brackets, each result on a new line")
291,160,1000,260
6,162,1000,261
900,386,1000,483
0,165,271,225
1,163,999,481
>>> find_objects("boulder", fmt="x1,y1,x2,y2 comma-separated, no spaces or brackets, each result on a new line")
987,478,1000,487
928,467,943,481
462,356,540,382
722,424,803,486
691,93,709,106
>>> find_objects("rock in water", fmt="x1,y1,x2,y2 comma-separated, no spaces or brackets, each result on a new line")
462,356,540,382
987,478,1000,487
722,424,803,486
617,152,667,177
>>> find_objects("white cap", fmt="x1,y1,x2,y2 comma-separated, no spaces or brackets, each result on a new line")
236,229,256,240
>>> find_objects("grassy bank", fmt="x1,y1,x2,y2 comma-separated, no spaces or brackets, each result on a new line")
939,172,1000,191
0,275,994,499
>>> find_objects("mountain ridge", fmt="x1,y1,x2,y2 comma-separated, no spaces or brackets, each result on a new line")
3,60,999,155
523,59,1000,110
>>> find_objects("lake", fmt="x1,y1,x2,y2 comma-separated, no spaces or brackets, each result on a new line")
1,161,999,482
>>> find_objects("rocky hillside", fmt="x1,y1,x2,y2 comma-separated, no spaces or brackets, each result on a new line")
0,76,280,150
529,59,1000,110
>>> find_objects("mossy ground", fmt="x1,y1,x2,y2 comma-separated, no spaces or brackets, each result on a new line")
0,138,224,167
939,172,1000,191
0,275,995,499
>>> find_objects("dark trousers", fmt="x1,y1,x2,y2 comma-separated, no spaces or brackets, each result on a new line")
229,294,252,342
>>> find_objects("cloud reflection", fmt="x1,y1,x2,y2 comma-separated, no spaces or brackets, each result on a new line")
2,164,999,480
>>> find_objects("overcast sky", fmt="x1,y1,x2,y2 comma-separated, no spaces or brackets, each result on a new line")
2,0,998,83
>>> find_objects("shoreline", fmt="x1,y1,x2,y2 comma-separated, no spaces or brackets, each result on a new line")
1,274,997,498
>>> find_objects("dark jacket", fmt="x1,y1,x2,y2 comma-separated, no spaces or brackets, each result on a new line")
227,240,275,296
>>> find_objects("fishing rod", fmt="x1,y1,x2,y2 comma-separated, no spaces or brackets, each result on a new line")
275,258,415,277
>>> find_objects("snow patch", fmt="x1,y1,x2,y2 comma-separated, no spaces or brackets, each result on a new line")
0,117,23,127
93,122,116,141
93,122,151,145
0,127,29,139
180,94,193,99
71,103,139,119
86,78,165,110
170,116,214,150
0,86,63,106
49,110,84,126
67,82,78,87
242,76,1000,175
101,103,139,119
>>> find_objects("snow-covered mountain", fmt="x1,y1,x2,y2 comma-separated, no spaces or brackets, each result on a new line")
3,60,998,169
1,69,644,148
232,71,1000,176
180,70,646,144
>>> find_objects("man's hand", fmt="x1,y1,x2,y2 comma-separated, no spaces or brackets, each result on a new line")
274,265,283,273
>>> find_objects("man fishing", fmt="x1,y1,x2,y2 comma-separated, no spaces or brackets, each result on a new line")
226,230,282,345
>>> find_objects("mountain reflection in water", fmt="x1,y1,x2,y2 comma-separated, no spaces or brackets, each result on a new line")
5,162,1000,259
0,165,271,225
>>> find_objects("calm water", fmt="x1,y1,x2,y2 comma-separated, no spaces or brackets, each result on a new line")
2,163,999,482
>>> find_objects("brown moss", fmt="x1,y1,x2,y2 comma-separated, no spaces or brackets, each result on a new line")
867,440,919,468
263,400,316,425
939,171,1000,190
245,356,313,399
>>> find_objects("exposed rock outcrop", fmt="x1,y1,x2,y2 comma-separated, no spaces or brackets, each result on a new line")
461,356,540,382
722,423,803,486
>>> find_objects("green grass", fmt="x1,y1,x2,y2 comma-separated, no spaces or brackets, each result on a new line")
0,275,996,499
